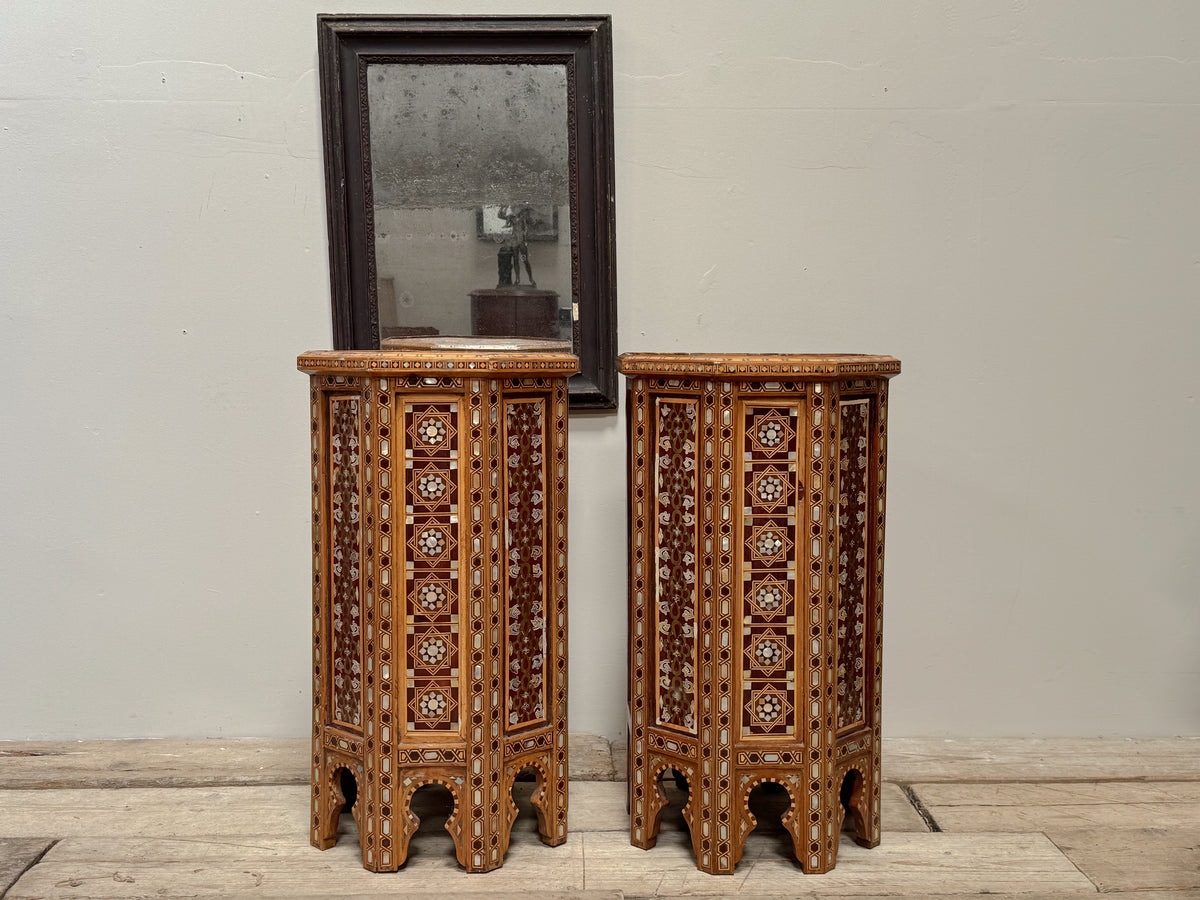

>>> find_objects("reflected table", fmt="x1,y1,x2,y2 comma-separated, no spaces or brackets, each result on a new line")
299,338,576,872
619,352,900,875
469,287,561,339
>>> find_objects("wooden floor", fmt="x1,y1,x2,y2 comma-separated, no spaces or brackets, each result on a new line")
1,737,1197,899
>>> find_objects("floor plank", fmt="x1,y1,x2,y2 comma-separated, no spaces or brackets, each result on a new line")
885,737,1200,784
276,896,618,900
913,781,1200,830
569,734,616,781
6,833,584,898
0,734,617,789
879,783,930,832
914,782,1200,893
649,895,1176,900
0,838,55,895
0,786,311,838
1,780,929,846
278,895,620,900
581,831,1095,896
0,739,308,789
564,780,628,832
1050,827,1200,893
0,783,652,842
6,736,1196,788
0,784,614,844
560,781,929,835
611,737,628,782
918,780,1200,805
6,738,1198,897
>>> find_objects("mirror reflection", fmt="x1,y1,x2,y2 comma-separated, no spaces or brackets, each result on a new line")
366,63,575,346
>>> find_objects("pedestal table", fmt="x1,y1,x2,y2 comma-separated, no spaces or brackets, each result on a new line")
299,338,576,872
619,352,900,874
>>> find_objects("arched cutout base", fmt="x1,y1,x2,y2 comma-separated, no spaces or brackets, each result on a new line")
505,761,562,852
401,783,461,866
315,764,358,852
743,781,798,863
732,776,813,871
501,755,566,859
839,767,877,848
633,761,698,859
392,776,465,870
313,750,566,872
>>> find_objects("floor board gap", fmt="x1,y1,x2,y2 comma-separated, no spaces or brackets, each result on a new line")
1041,831,1103,894
1,839,58,900
899,783,942,832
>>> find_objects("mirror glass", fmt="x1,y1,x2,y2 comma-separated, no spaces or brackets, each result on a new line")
366,63,575,347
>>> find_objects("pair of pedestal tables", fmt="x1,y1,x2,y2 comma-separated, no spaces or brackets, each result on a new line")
297,339,899,876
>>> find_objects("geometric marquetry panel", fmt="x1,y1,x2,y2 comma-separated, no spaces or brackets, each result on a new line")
653,398,699,734
328,395,364,729
740,403,801,739
620,352,898,877
504,398,548,729
837,399,870,733
302,341,576,874
404,400,461,736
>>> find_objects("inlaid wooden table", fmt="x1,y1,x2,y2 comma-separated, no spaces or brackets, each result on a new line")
619,352,900,875
298,338,577,873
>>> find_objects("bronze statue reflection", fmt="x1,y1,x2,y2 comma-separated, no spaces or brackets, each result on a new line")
496,204,538,288
473,202,559,339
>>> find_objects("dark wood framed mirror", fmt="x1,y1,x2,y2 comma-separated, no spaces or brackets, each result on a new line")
317,15,618,409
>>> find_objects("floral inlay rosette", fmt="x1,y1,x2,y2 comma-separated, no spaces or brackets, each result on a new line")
417,634,449,667
415,688,453,726
748,685,793,726
416,417,446,445
407,406,456,454
417,527,446,556
757,474,784,503
757,585,782,609
756,693,783,721
418,472,446,501
750,411,794,456
755,639,782,666
415,579,449,614
749,577,788,616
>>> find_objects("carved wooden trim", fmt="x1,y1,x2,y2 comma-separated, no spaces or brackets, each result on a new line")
618,353,900,379
299,350,579,376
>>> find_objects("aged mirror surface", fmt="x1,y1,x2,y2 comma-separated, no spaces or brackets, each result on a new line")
368,63,572,343
318,16,617,409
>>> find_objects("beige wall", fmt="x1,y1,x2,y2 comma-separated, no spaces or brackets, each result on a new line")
1,2,1198,739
